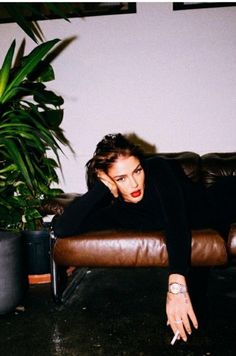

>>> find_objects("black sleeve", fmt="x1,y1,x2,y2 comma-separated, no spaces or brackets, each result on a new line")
53,181,112,237
147,157,192,276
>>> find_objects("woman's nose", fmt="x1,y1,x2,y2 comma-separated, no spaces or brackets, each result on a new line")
129,177,138,188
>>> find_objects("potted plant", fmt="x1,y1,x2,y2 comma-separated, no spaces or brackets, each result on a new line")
0,3,79,313
0,38,73,278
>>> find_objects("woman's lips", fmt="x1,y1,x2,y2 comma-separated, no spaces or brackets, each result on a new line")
131,190,141,198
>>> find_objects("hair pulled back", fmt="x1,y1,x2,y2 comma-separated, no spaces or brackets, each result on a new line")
86,133,144,189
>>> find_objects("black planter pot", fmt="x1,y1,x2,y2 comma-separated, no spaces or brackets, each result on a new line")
22,230,50,275
0,231,28,315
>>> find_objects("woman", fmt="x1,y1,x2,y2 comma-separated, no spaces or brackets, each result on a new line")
54,133,232,343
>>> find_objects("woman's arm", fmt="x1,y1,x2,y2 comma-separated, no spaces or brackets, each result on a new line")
53,180,112,237
148,156,192,275
147,157,198,341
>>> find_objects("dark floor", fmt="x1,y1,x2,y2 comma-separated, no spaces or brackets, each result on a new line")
0,265,235,356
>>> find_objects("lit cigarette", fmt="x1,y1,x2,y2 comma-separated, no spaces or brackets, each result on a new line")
171,330,180,345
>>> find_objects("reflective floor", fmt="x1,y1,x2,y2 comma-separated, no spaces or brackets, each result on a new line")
0,266,235,356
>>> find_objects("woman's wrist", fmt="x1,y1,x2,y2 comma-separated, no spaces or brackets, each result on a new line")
168,273,187,285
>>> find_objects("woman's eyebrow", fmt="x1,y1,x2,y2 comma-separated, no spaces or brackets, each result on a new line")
133,164,142,173
134,164,142,171
112,173,126,179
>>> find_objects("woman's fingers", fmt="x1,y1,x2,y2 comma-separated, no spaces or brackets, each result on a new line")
169,313,192,342
181,314,192,336
96,170,119,197
166,292,198,343
169,317,188,342
188,305,198,330
168,312,198,343
96,169,109,181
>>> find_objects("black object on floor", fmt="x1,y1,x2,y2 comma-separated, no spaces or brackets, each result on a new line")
0,266,235,355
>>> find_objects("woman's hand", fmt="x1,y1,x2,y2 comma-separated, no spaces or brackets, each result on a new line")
166,274,198,343
96,170,119,198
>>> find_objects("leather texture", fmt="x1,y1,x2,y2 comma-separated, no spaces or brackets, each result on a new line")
228,223,236,256
53,229,227,267
201,152,236,188
158,152,201,183
42,193,80,216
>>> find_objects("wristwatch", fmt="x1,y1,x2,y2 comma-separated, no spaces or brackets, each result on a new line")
168,283,187,294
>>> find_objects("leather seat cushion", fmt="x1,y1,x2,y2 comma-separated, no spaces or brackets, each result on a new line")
54,229,227,267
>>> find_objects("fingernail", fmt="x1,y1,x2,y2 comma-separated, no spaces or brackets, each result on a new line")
183,337,187,342
188,330,191,335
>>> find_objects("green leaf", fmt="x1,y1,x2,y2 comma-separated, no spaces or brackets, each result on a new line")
13,38,26,68
0,163,17,174
28,62,55,82
1,39,60,104
22,82,46,91
1,3,81,44
3,4,39,43
2,139,33,190
0,40,16,97
44,3,71,22
33,90,64,106
43,109,64,128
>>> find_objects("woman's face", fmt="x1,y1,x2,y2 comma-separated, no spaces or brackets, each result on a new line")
107,155,145,203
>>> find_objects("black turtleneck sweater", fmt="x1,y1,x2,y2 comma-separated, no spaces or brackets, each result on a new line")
53,156,208,276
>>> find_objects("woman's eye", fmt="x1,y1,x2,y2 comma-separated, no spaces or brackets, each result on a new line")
116,177,125,182
135,167,142,174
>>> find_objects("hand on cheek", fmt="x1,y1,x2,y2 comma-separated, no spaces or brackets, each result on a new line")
96,170,119,198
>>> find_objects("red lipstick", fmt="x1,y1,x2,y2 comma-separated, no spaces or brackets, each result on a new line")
131,190,141,198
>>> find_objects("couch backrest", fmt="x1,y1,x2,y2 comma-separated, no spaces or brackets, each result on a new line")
157,152,236,188
201,152,236,188
156,152,201,183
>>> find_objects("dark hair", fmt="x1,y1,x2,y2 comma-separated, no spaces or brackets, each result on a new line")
86,133,144,189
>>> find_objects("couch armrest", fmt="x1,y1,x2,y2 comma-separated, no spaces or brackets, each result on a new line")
41,193,80,216
228,223,236,256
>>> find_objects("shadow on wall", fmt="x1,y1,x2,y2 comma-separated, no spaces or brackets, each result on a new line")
125,133,157,155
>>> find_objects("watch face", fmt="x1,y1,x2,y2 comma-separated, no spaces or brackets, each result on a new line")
170,283,180,294
169,283,187,294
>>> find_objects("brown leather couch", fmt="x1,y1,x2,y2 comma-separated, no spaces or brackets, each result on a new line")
44,152,236,302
